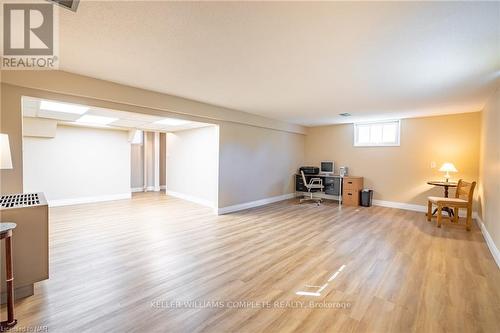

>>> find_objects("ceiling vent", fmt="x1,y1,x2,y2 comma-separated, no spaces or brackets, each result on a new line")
47,0,80,12
339,113,352,117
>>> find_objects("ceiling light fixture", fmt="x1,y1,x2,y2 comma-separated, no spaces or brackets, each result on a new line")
40,100,89,115
154,118,190,126
339,113,352,117
76,115,118,126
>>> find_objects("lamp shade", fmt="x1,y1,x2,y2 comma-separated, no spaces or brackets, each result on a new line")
439,162,457,173
0,133,13,169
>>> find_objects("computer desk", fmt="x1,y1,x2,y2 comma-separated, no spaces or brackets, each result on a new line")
295,173,343,205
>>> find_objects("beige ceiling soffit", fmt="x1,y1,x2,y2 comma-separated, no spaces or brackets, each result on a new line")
22,96,218,133
1,71,306,135
18,88,220,130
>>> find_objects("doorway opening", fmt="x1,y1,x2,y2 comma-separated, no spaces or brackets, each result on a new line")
21,96,219,211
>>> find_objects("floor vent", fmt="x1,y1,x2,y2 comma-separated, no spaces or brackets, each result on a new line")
0,193,41,208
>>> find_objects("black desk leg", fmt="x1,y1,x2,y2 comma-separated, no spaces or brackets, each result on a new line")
431,207,454,217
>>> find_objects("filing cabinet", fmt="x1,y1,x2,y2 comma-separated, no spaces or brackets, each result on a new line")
324,177,341,195
342,176,364,206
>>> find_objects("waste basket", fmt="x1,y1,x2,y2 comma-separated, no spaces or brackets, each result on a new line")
360,189,373,207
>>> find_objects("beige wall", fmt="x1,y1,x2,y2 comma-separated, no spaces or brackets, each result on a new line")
305,113,481,206
218,122,304,207
130,143,144,189
166,126,219,207
1,83,23,194
130,131,167,190
23,125,131,204
160,133,166,187
478,87,500,254
1,72,305,210
144,132,156,189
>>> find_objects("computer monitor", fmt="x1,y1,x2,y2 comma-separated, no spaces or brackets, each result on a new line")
320,161,334,174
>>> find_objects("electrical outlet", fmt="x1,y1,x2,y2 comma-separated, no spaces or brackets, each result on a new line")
430,161,436,169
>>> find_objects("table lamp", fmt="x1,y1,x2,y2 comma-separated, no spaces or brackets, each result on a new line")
0,133,13,170
439,162,457,182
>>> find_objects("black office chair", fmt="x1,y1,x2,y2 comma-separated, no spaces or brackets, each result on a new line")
300,170,324,205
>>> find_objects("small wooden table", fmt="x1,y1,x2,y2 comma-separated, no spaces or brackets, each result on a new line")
427,181,458,217
0,223,17,330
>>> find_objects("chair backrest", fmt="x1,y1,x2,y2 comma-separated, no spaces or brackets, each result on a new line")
301,170,308,186
455,179,476,203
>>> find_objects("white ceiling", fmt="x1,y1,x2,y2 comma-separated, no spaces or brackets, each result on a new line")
58,1,500,126
22,97,212,132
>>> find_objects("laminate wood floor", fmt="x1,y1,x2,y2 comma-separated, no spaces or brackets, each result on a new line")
1,192,499,333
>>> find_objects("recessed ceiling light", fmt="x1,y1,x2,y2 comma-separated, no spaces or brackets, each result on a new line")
76,115,118,125
154,118,190,126
40,100,88,115
339,113,352,117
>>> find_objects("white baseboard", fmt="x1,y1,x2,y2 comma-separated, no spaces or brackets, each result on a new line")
476,216,500,269
49,193,132,207
132,186,164,193
372,199,427,213
166,190,215,209
143,186,162,192
218,193,295,215
372,199,479,219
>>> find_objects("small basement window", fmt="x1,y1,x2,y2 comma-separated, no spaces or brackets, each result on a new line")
354,120,400,147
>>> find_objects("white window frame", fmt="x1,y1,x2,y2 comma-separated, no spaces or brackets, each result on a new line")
353,120,401,147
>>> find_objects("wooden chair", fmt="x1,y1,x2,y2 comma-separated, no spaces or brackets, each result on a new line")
427,179,476,231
